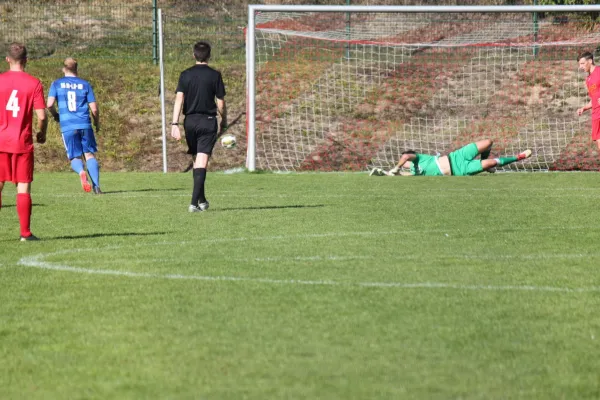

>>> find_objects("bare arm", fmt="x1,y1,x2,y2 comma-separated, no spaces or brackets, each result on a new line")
171,92,184,140
217,98,227,134
578,100,593,115
89,102,99,131
46,97,59,122
395,153,416,169
35,108,48,144
389,153,417,175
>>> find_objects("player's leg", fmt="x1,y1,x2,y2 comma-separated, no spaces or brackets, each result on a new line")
71,156,91,192
16,181,36,240
592,120,600,151
453,140,505,176
192,152,210,211
84,152,101,194
0,152,9,211
493,149,532,167
14,152,38,241
184,121,199,211
462,159,489,176
82,129,101,193
476,139,493,160
184,116,211,212
481,159,498,172
64,130,91,192
468,156,525,174
189,117,218,212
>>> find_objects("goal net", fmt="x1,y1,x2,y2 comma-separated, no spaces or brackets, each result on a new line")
247,5,600,172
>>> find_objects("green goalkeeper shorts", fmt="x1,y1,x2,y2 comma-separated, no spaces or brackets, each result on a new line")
448,143,483,176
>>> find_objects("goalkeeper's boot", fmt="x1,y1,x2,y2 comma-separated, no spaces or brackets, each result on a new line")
198,201,210,211
79,171,92,193
517,149,532,161
20,234,40,242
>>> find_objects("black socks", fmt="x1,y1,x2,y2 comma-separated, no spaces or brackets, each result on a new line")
191,168,207,205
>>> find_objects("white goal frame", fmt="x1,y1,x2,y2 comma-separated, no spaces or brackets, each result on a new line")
245,4,600,172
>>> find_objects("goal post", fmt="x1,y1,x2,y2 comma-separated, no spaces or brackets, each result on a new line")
246,4,600,172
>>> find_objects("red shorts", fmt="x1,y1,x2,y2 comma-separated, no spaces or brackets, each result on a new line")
0,152,34,183
593,119,600,141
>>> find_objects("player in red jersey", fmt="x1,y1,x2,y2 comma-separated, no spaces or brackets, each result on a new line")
0,43,47,241
577,52,600,150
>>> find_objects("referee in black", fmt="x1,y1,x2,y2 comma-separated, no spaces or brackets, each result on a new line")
171,41,227,212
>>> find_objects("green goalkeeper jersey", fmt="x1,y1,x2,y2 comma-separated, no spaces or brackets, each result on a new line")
410,154,443,176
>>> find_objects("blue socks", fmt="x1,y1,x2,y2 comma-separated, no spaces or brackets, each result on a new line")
86,157,100,188
71,157,100,189
70,158,84,174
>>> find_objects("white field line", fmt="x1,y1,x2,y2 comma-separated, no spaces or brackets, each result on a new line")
21,251,600,269
16,242,600,294
94,255,375,265
17,254,600,293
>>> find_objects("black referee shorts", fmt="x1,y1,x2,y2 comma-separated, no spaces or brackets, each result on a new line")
184,114,218,155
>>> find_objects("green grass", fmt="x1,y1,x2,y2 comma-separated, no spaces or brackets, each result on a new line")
1,172,600,399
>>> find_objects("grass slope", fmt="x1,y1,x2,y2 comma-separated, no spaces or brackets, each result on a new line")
1,172,600,399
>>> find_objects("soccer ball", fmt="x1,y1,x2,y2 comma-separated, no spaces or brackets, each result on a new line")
220,134,236,149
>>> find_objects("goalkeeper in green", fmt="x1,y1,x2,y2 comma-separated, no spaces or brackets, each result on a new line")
371,139,531,176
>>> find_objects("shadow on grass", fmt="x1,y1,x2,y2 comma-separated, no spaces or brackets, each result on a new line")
0,231,170,243
2,204,46,208
101,188,183,194
48,231,171,240
217,204,325,212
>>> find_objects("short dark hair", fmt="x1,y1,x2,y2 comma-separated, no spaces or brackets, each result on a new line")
578,51,594,62
7,42,27,64
193,41,211,62
402,150,416,155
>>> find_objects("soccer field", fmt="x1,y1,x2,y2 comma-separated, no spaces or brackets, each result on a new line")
1,172,599,399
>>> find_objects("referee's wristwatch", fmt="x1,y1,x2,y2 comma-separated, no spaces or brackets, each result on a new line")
171,122,179,126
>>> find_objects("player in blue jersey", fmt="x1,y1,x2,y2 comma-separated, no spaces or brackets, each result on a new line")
46,58,101,194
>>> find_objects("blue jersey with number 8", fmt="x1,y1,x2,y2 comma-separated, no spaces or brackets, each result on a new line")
48,77,96,132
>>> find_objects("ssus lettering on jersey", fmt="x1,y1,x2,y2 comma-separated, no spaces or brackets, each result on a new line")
60,82,84,90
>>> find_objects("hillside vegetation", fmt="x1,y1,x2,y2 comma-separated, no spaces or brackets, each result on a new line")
3,0,249,172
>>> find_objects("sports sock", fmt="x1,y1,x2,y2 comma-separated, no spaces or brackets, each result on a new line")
191,168,207,205
494,156,518,167
16,193,32,237
70,158,84,174
86,158,100,187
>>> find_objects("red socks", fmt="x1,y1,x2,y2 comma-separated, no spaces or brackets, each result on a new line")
16,193,32,237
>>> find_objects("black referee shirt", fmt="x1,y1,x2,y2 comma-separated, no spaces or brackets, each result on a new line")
176,64,226,116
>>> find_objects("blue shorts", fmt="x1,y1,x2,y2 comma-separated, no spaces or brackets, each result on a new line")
62,129,97,160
